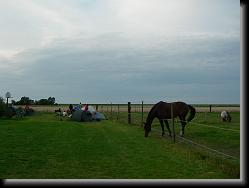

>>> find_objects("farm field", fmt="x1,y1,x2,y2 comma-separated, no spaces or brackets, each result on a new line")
0,111,240,179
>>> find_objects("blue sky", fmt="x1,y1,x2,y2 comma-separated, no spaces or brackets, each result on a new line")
0,0,240,104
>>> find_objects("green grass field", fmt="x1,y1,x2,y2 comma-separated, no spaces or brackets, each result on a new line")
0,111,240,179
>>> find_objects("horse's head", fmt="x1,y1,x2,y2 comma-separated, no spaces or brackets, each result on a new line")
144,122,151,137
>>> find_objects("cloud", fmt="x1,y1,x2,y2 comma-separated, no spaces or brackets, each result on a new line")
1,31,240,103
0,0,240,104
0,0,240,52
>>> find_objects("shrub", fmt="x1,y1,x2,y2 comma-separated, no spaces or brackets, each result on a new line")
24,107,35,116
0,97,6,117
5,107,16,118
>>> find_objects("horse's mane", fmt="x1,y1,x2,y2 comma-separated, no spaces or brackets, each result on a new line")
147,101,164,119
149,101,162,112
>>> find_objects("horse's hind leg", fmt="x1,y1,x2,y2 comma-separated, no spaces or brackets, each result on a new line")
164,120,172,137
159,119,165,136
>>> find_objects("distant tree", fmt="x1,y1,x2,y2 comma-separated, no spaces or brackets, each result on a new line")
29,99,35,105
48,97,55,105
16,96,33,105
21,96,31,105
37,99,48,105
11,100,16,105
15,96,56,105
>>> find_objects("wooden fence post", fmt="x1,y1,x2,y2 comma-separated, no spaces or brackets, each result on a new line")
6,97,9,108
141,101,144,127
110,102,112,120
171,103,175,142
128,102,131,124
117,104,119,120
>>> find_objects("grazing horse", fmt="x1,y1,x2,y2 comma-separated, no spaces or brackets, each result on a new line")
220,111,231,122
144,101,196,137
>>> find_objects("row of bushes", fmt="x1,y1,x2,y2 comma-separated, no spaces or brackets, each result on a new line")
4,106,35,118
12,96,56,105
0,97,34,118
0,95,55,117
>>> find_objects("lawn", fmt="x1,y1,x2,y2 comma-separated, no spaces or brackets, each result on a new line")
0,112,240,179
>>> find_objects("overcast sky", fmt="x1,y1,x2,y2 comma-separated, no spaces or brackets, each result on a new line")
0,0,240,104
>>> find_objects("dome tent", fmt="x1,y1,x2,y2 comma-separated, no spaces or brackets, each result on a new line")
71,105,106,122
72,110,93,122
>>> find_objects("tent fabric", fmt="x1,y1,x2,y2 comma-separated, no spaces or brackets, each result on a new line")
73,105,81,111
86,106,106,121
93,112,106,121
72,110,83,122
71,110,93,122
86,106,96,113
82,111,93,122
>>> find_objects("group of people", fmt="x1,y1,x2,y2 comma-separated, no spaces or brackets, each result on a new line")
55,103,90,118
69,103,89,113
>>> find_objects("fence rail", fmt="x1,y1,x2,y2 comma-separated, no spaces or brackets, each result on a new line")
22,103,240,113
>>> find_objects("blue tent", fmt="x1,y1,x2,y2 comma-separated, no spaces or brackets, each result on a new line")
71,106,106,122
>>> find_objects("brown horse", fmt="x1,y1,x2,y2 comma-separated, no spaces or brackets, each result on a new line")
144,101,196,137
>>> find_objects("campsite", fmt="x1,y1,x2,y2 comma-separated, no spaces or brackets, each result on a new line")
0,0,241,184
0,105,240,179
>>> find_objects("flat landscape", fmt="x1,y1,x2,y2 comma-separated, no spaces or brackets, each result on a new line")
0,0,241,184
0,110,240,179
22,104,240,113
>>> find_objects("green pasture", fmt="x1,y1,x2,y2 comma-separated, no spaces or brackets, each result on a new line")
0,111,240,179
107,111,240,158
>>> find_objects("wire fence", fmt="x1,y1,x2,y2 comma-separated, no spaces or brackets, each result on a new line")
100,102,240,161
151,127,239,160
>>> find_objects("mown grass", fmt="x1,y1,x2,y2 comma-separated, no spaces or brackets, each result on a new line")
0,112,240,179
107,111,240,158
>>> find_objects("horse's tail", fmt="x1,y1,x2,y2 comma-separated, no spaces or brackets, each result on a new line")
187,105,196,122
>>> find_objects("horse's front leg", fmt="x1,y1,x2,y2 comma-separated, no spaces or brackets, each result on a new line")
180,125,185,137
164,120,172,137
159,119,165,136
180,118,186,137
